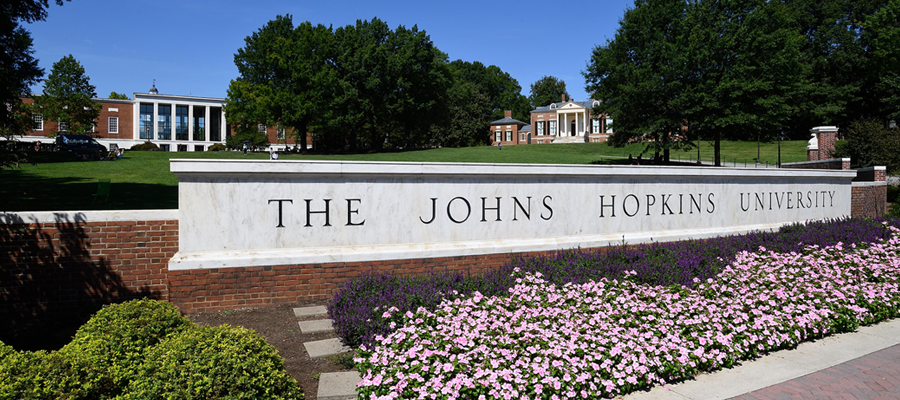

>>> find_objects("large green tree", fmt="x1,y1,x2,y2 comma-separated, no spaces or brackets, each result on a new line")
319,18,451,150
586,0,811,165
429,80,492,147
584,0,691,161
528,75,568,109
35,54,101,137
226,15,335,152
861,0,900,121
448,60,530,123
1,0,70,140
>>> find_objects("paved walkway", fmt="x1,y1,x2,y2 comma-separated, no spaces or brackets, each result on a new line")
622,319,900,400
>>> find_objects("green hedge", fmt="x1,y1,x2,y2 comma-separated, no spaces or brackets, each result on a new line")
0,299,302,400
121,325,303,400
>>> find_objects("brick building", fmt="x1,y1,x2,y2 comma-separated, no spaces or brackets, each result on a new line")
490,111,529,146
530,96,612,144
17,83,311,152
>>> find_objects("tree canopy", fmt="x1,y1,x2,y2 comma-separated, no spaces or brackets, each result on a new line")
227,16,453,151
108,91,129,100
36,54,101,137
448,60,530,124
528,75,568,109
585,0,899,165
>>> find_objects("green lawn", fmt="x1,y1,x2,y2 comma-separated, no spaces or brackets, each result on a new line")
0,140,808,212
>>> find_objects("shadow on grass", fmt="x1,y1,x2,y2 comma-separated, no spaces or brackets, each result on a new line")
0,169,177,212
0,213,163,351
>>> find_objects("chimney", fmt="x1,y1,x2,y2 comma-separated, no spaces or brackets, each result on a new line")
561,94,566,102
504,110,511,118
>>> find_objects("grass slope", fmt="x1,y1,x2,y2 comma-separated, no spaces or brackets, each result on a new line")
1,141,807,212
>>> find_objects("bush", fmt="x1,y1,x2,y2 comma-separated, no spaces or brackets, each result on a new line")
121,324,303,400
832,118,900,174
49,299,193,399
129,141,160,151
208,143,227,151
0,342,46,399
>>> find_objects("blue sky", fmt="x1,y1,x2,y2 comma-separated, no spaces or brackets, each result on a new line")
26,0,631,103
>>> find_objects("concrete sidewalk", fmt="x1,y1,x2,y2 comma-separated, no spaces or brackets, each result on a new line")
621,318,900,400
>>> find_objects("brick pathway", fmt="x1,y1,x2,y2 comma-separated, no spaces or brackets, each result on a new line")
730,344,900,400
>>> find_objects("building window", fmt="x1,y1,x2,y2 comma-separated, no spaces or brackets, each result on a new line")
276,125,285,140
177,144,187,152
549,120,557,136
160,144,170,152
32,113,43,131
195,145,204,152
108,117,118,134
176,106,188,141
605,118,613,133
592,118,600,134
158,104,171,140
258,124,266,133
58,120,68,132
537,121,543,136
505,130,512,142
520,133,526,142
495,129,502,143
193,106,205,141
209,107,222,142
139,103,153,139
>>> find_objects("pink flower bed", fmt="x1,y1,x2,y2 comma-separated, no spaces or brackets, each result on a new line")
356,225,900,399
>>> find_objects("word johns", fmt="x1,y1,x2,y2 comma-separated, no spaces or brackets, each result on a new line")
418,196,554,224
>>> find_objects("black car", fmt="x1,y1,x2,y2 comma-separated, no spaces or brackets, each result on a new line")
55,134,107,157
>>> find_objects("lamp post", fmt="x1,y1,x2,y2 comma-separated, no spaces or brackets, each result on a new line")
777,129,782,168
757,133,760,164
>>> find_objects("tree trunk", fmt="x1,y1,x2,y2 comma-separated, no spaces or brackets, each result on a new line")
714,131,721,167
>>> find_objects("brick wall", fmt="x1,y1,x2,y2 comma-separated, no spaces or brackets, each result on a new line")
852,184,887,217
1,211,177,334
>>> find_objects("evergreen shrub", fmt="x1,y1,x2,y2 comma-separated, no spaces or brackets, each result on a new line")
50,299,193,399
129,141,159,151
121,324,303,400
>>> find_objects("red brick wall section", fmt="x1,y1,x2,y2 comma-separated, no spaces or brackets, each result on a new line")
168,247,613,314
0,218,176,322
851,185,887,218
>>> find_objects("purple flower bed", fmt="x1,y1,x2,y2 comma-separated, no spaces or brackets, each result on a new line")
329,217,900,349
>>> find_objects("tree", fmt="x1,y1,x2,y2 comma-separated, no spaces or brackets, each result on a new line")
35,55,101,137
430,80,492,147
108,91,129,100
861,0,900,121
584,0,691,161
448,60,530,123
528,75,568,109
1,0,70,140
318,18,450,150
226,15,335,152
585,0,810,165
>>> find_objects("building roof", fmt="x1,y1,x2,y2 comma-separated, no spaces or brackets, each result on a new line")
532,100,599,113
520,124,532,132
490,116,527,125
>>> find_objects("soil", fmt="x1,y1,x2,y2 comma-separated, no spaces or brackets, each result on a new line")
187,300,354,400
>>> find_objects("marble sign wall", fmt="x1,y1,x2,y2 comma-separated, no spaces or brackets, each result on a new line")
168,160,855,270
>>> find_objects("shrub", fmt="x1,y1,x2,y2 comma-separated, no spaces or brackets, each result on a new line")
49,299,193,399
0,342,45,399
832,118,900,174
129,141,159,151
208,143,227,151
121,324,303,400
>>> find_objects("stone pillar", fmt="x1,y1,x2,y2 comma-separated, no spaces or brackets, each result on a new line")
806,133,819,161
810,126,838,160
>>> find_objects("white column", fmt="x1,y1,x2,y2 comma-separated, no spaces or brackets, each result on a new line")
170,104,176,141
576,112,581,137
187,105,194,144
152,102,158,140
204,106,210,144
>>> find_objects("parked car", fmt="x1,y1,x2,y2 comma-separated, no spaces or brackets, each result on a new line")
55,134,107,158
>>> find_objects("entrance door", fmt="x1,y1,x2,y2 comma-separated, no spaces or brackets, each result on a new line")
571,121,576,136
